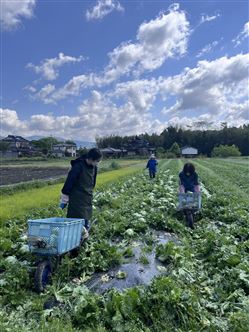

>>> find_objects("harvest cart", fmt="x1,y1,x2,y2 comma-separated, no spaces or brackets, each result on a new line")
178,192,201,229
27,217,85,293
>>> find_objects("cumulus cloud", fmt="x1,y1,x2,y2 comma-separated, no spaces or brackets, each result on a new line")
106,53,249,126
77,90,163,136
0,0,36,31
2,50,249,140
199,13,220,25
0,90,165,140
27,53,85,80
34,4,190,103
109,54,249,126
160,53,249,123
105,5,190,77
196,40,219,58
86,0,124,21
21,53,249,137
0,108,27,134
112,79,159,112
232,22,249,47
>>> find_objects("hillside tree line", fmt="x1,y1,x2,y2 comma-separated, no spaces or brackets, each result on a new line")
96,124,249,156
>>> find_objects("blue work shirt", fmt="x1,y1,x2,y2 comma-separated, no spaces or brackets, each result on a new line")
146,159,158,172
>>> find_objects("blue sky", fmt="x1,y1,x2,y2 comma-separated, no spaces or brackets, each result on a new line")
1,0,249,141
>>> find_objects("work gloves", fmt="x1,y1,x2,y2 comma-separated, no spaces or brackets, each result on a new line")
60,193,69,209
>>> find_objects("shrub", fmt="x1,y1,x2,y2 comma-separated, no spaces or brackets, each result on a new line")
211,145,241,157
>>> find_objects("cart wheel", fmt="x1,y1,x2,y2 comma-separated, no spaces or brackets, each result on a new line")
70,246,80,258
186,211,194,229
35,260,52,293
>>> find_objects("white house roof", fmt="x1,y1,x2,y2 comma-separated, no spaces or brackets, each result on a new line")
181,146,198,154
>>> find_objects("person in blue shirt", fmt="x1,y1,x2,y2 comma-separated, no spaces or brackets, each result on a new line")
179,163,200,193
146,154,158,178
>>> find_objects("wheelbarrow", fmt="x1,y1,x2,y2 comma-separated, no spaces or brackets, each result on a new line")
177,192,202,229
27,217,85,293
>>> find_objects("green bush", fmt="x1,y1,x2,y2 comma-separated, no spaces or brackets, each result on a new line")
165,152,176,159
169,142,181,157
211,145,241,157
110,161,121,170
156,147,166,158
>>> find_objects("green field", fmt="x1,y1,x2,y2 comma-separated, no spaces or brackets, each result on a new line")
0,162,144,222
0,158,146,168
0,158,249,332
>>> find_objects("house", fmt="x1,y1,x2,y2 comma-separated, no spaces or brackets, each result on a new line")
2,135,30,149
100,136,155,158
0,135,38,158
123,136,155,156
100,148,127,158
52,143,77,157
181,146,198,158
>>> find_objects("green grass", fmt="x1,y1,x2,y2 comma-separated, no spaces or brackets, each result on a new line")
1,158,144,168
0,159,144,196
0,164,144,223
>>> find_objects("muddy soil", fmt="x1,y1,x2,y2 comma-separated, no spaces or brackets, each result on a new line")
0,167,68,185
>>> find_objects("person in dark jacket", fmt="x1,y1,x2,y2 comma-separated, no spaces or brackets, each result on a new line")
179,163,200,193
146,154,158,178
60,148,102,238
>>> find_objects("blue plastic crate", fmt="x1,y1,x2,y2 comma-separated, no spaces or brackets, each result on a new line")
28,218,85,255
178,192,201,210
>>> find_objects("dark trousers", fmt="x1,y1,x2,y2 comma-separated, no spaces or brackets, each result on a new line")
84,219,90,230
149,170,156,178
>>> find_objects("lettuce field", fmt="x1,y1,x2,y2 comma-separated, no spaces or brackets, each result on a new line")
0,158,249,332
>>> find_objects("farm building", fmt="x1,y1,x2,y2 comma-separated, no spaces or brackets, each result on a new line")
123,137,155,156
100,148,127,158
181,146,198,158
100,137,155,157
2,135,30,148
52,143,77,157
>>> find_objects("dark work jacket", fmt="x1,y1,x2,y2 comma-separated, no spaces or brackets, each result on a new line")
179,171,199,192
62,155,97,220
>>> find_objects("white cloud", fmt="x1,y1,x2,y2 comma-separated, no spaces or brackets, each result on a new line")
0,108,27,134
34,4,190,103
112,54,249,125
27,53,85,80
106,5,189,77
196,40,219,58
232,22,249,47
0,91,165,140
77,90,163,136
160,53,249,123
166,114,217,130
33,84,56,104
164,114,248,130
2,51,249,141
112,79,159,112
0,0,36,31
30,54,249,133
86,0,124,21
24,85,37,93
200,13,220,25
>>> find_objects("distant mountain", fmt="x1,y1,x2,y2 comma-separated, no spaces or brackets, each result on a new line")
1,135,95,149
27,135,65,141
26,136,95,149
74,140,96,148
